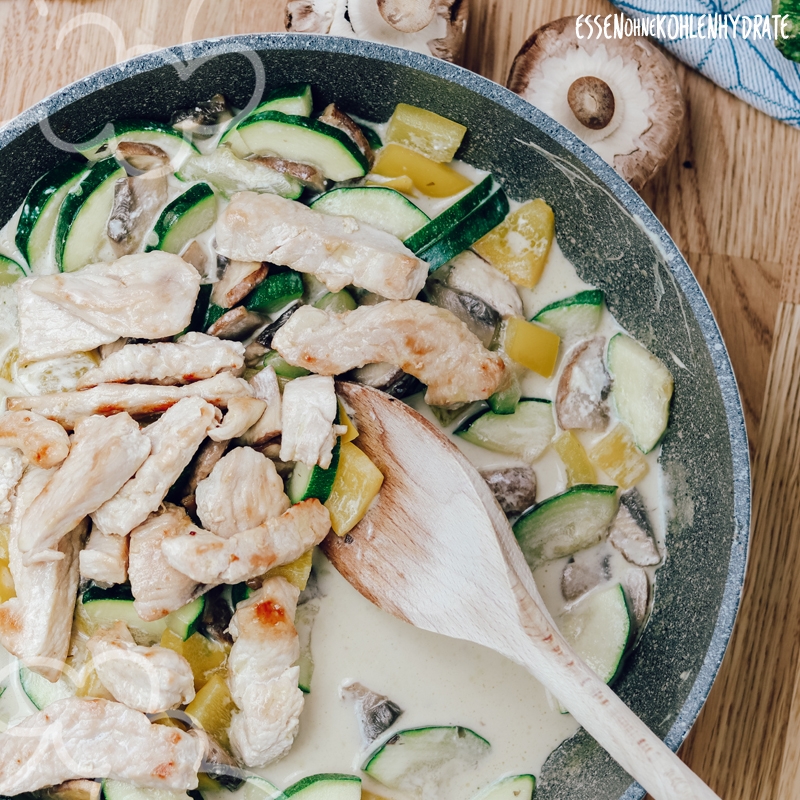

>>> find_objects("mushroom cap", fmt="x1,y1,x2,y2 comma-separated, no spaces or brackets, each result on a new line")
508,16,684,191
378,0,436,33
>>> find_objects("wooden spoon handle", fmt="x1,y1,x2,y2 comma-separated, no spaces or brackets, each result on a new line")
510,573,721,800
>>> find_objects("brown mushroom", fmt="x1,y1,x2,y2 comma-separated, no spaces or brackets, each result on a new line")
479,466,536,516
560,552,611,602
180,240,210,278
556,337,611,431
507,16,684,191
206,306,265,340
179,438,229,516
171,94,233,139
621,566,650,633
318,103,374,166
378,0,435,34
115,141,171,176
608,489,661,566
211,260,269,309
42,781,103,800
107,173,168,257
249,155,327,193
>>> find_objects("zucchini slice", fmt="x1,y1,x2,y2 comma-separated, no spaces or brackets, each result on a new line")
289,439,341,504
456,399,555,462
607,333,673,453
559,583,632,684
404,175,493,253
512,484,618,568
236,111,369,181
245,270,304,315
296,600,320,694
76,119,198,165
314,289,357,314
19,663,76,710
242,776,286,800
310,187,429,240
533,289,604,339
55,158,125,273
15,158,87,271
284,775,361,800
145,182,217,255
261,350,311,379
102,781,191,800
487,373,522,415
177,147,303,199
363,727,490,793
0,255,25,286
471,775,536,800
417,188,510,271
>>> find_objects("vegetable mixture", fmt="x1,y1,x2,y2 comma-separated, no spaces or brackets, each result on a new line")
0,86,673,800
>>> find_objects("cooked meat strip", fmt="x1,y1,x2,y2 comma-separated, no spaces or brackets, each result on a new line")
8,372,252,430
272,302,506,406
0,468,84,682
211,260,268,309
206,306,265,340
556,337,611,431
236,366,282,446
0,410,70,468
195,447,289,537
179,438,229,517
318,103,374,165
227,577,304,767
280,375,345,469
0,448,24,521
215,192,427,300
88,621,195,713
80,528,129,586
16,279,117,364
0,697,203,793
29,252,201,340
162,498,330,585
209,397,267,442
91,398,219,537
17,413,151,565
128,504,207,622
77,333,245,388
249,156,326,192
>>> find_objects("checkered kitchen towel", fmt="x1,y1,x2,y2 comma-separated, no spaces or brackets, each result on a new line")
612,0,800,128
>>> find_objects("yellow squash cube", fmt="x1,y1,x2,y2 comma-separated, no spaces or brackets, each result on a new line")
589,424,649,490
338,400,359,444
264,548,314,591
386,103,467,163
503,317,561,378
185,673,235,751
554,432,596,486
76,664,113,699
0,528,14,604
366,175,415,193
325,442,384,536
474,199,555,287
372,144,472,198
160,629,229,692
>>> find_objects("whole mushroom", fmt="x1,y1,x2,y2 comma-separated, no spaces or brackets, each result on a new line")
508,16,684,191
285,0,468,63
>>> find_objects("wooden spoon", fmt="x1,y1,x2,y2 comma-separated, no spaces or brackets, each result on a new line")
322,383,720,800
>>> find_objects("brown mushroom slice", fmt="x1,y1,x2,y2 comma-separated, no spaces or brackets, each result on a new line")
180,241,210,278
42,780,103,800
249,155,327,193
191,728,245,791
206,307,265,340
608,489,661,566
556,337,610,431
424,279,500,348
115,142,171,176
179,438,229,517
318,103,374,165
107,173,169,257
211,260,269,309
255,303,302,350
621,566,650,633
560,552,611,603
377,0,434,32
507,16,684,190
341,681,404,744
284,0,337,34
171,94,233,139
350,362,424,399
479,466,536,517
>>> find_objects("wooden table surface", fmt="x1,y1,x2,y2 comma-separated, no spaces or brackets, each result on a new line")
1,1,799,798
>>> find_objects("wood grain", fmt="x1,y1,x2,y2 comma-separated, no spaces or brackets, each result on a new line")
0,0,796,797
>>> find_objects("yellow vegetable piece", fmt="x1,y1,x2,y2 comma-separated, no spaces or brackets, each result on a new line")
474,198,555,288
554,432,596,486
325,442,384,536
264,548,314,591
589,424,649,490
75,664,113,699
366,175,415,193
372,144,472,198
0,524,10,561
0,348,17,383
0,562,15,604
160,629,229,692
338,400,358,444
503,317,560,378
185,673,235,752
385,103,467,163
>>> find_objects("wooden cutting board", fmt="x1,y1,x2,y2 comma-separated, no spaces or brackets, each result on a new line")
0,1,799,797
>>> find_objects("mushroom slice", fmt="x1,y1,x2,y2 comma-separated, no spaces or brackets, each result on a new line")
556,337,610,431
560,551,611,603
211,260,269,309
350,362,424,399
180,241,210,278
0,410,70,469
191,729,244,791
255,303,301,350
115,141,171,175
479,466,536,516
206,307,266,340
621,567,650,633
507,16,684,191
424,278,500,348
80,528,129,586
237,366,282,446
209,397,268,442
171,94,232,139
318,103,373,165
427,0,469,62
0,697,203,794
608,489,661,567
341,681,404,744
446,250,523,319
249,156,327,193
377,0,434,32
179,438,229,517
42,780,102,800
107,174,169,257
285,0,337,32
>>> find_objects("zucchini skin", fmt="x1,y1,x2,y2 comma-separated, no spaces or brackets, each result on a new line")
145,182,216,254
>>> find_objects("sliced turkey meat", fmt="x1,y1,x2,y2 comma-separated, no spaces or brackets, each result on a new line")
215,192,427,300
0,447,25,521
236,366,282,446
80,528,129,586
0,410,70,469
208,397,267,442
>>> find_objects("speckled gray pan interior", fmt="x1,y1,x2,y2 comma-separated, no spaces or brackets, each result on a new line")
0,34,750,800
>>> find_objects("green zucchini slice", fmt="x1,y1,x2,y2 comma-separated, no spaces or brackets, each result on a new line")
145,182,217,255
236,112,368,181
471,775,536,800
55,158,125,273
533,289,604,339
288,439,341,505
76,119,198,165
295,600,320,694
513,484,618,568
487,373,522,415
244,270,304,315
261,350,311,379
0,255,25,286
102,780,191,800
242,776,286,800
19,664,76,710
313,289,357,314
284,775,361,800
15,158,87,271
310,187,429,240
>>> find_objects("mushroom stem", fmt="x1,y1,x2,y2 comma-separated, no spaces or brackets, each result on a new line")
567,76,615,130
378,0,436,33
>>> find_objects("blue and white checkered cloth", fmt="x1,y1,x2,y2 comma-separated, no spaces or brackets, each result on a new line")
612,0,800,128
